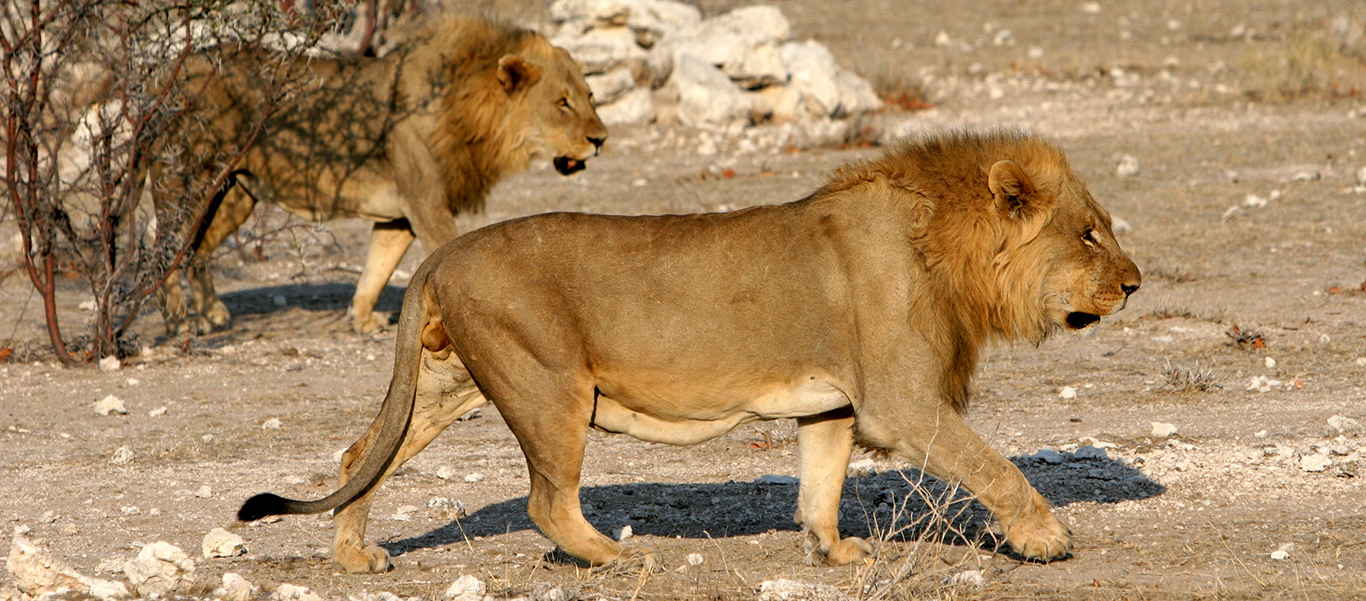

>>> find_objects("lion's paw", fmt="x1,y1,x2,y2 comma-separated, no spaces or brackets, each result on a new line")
804,531,872,566
351,311,386,335
594,546,657,574
336,543,392,574
1003,511,1072,562
204,300,232,329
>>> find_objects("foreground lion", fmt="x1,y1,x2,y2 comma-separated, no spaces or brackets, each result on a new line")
157,15,607,334
239,130,1141,572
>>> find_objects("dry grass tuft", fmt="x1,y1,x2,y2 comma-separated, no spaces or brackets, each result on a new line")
1161,359,1221,393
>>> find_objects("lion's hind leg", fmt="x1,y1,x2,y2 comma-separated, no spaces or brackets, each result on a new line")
467,355,630,567
185,187,257,332
332,347,485,573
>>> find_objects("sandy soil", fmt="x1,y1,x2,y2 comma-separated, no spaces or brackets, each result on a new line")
3,1,1365,600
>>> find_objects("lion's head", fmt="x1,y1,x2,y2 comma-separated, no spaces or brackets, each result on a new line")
424,17,608,209
496,43,608,176
833,130,1141,345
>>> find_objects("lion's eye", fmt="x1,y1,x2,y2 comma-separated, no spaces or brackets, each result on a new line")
1082,227,1099,246
558,98,572,110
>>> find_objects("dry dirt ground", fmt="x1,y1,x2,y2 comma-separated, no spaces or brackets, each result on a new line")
3,1,1366,600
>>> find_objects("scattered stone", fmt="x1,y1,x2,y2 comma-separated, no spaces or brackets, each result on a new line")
755,474,799,484
7,529,131,600
686,552,705,566
1246,375,1282,392
435,466,455,480
668,55,752,127
123,541,195,596
271,294,287,307
847,457,878,477
262,417,283,430
202,527,247,558
601,87,656,125
1073,445,1109,460
148,406,168,417
463,472,485,483
1058,386,1078,399
532,584,572,601
110,446,135,465
1115,154,1140,177
1264,357,1277,369
1031,449,1066,464
1151,422,1178,438
1327,415,1361,434
757,578,844,601
98,356,121,372
1269,542,1293,560
94,394,127,416
1243,193,1268,208
272,583,324,601
193,485,212,498
945,569,986,588
392,505,419,521
215,573,258,601
1299,453,1332,473
618,524,633,541
444,574,486,601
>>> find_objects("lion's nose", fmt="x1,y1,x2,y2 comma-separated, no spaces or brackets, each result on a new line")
1121,283,1140,297
588,135,606,150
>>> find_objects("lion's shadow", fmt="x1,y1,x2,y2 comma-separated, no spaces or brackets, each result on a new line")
380,454,1163,559
218,282,404,318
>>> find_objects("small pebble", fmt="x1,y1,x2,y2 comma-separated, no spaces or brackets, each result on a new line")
1058,386,1078,399
618,525,633,541
111,446,135,465
1264,357,1276,368
1151,422,1178,438
1115,154,1140,177
686,552,704,566
262,418,282,430
94,394,127,416
463,472,484,483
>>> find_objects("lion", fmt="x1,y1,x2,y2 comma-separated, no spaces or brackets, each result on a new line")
155,14,607,335
238,129,1141,573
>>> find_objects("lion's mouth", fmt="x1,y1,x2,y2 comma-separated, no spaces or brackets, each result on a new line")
554,156,587,176
1065,312,1101,329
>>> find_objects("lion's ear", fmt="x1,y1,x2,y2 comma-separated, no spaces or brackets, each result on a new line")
497,55,541,94
987,160,1052,220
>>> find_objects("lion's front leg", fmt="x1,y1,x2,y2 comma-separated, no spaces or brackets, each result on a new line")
795,408,871,566
859,404,1071,562
350,220,415,334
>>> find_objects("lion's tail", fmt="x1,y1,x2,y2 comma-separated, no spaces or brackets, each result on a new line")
237,256,440,522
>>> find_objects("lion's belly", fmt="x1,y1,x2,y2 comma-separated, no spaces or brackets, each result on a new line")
246,169,407,223
590,376,851,446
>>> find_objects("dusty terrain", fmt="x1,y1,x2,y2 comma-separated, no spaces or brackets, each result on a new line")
3,1,1365,600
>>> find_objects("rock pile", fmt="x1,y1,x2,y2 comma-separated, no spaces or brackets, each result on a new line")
548,0,883,126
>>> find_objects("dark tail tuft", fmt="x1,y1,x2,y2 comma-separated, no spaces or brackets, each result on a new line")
238,493,290,522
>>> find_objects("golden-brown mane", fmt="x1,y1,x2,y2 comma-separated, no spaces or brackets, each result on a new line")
402,16,547,213
814,130,1081,411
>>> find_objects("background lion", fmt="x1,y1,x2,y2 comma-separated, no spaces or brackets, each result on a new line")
239,129,1141,573
157,14,608,335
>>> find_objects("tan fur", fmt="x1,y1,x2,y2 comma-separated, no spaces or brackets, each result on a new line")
156,15,607,335
238,130,1141,572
